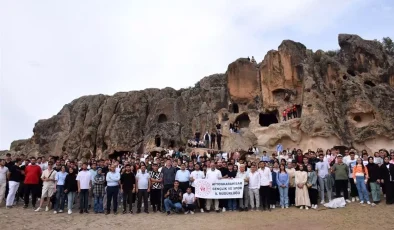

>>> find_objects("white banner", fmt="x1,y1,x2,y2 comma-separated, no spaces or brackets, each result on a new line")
194,178,244,199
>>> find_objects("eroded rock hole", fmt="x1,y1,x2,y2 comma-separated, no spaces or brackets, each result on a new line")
364,80,376,87
332,91,336,95
110,150,128,160
307,104,312,107
342,75,348,80
354,115,362,122
235,113,250,128
347,69,356,76
230,103,239,113
158,114,167,123
155,135,161,147
259,110,279,127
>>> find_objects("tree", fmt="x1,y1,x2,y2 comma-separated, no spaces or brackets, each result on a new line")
382,37,394,55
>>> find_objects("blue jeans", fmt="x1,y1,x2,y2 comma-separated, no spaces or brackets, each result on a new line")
278,186,289,207
164,198,182,212
55,185,65,211
355,176,369,202
227,199,237,210
94,194,104,213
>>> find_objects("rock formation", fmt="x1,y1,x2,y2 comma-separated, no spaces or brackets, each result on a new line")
6,34,394,159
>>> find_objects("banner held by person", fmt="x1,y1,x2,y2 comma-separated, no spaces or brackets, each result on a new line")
194,178,244,199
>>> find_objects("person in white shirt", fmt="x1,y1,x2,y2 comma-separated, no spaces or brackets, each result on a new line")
258,161,272,211
175,163,190,194
76,163,92,214
236,164,249,211
106,164,121,215
0,160,9,207
189,164,205,213
136,164,151,213
35,162,57,212
205,162,222,212
347,151,359,202
182,187,196,214
316,154,332,204
247,164,260,211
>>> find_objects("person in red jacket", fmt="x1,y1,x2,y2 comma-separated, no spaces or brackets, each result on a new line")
23,157,42,209
293,105,297,118
282,110,287,121
287,108,292,120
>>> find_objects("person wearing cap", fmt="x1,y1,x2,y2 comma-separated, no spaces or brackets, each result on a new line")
93,167,105,213
332,154,350,203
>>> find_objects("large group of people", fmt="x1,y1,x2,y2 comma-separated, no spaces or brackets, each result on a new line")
0,147,393,217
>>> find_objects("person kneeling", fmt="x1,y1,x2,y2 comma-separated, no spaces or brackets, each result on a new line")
182,187,196,214
164,180,183,215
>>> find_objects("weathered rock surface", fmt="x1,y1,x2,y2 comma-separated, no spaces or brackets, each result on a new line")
7,34,394,159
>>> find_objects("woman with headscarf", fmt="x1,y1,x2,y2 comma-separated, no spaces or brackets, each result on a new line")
380,156,394,204
295,164,310,209
366,156,381,206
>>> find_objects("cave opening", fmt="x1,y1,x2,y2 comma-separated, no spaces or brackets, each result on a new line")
235,113,250,128
231,103,239,113
364,80,376,87
169,140,175,148
155,135,161,147
342,75,348,80
110,150,129,160
259,110,279,127
347,69,356,76
354,115,362,122
158,114,168,123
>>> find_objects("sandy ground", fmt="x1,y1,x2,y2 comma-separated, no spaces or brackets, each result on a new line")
1,202,393,230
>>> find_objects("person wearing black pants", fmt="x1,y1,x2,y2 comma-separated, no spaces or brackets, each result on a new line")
79,189,89,212
217,133,222,150
120,164,136,214
149,164,163,212
106,165,121,215
332,156,349,201
161,160,176,212
136,165,151,213
258,163,272,211
24,184,40,208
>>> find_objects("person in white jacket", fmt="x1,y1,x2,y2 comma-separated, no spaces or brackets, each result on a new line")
247,164,260,211
258,161,272,211
205,163,222,212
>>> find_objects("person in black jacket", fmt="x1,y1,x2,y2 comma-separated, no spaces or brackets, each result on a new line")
210,132,216,149
366,157,381,205
64,167,78,214
381,156,394,205
217,133,222,150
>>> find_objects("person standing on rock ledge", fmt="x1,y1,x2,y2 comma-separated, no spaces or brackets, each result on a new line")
210,131,216,149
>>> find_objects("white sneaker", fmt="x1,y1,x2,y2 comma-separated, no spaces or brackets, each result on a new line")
200,208,204,213
367,201,371,205
320,200,325,204
346,199,351,203
360,201,364,204
299,206,303,210
59,210,63,213
184,211,189,215
272,205,276,209
356,197,360,201
222,207,226,212
305,206,309,210
190,211,194,214
371,203,376,206
68,209,72,215
285,206,289,209
313,205,318,209
53,211,57,214
281,206,284,209
45,206,49,212
35,207,41,212
351,197,355,202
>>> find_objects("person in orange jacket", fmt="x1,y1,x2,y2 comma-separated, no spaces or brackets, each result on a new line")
352,158,371,205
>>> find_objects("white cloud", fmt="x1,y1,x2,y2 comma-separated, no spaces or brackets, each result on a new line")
0,0,388,149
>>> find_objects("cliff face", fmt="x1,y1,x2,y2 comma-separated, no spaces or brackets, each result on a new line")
10,34,394,158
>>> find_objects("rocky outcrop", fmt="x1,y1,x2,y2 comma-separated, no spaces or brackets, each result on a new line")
8,34,394,158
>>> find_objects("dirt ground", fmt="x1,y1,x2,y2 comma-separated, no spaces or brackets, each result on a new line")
1,202,393,230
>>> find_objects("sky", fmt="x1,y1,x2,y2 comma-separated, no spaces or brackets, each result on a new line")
0,0,393,150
